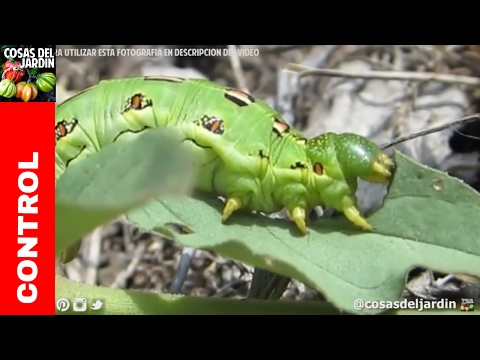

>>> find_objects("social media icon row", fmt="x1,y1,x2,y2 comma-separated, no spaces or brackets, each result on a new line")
56,298,104,312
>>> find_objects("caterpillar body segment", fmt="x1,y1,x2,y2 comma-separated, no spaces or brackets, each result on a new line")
55,76,394,262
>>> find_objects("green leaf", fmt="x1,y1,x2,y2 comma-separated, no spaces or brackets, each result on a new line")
55,129,195,256
127,150,480,315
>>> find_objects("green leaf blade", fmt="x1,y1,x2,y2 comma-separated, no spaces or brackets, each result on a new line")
127,150,480,315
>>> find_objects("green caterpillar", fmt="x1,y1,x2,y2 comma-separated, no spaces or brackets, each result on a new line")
56,76,394,260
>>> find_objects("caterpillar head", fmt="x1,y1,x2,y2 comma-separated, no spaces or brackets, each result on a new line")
306,133,395,184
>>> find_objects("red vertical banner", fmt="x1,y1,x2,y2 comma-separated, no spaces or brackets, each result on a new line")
1,102,55,315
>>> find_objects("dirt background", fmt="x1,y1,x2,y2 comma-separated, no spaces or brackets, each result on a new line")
56,45,480,304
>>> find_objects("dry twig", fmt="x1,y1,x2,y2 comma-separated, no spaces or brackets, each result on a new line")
382,114,480,149
286,62,480,86
228,45,248,92
83,227,103,285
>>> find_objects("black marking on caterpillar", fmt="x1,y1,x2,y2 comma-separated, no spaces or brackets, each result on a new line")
272,118,290,136
56,119,79,144
65,146,86,167
193,116,225,135
313,162,324,175
258,150,269,159
144,75,185,83
122,94,153,113
113,126,152,142
224,88,255,107
290,161,307,169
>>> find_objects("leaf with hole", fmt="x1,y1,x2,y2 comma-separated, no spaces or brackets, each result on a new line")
127,151,480,314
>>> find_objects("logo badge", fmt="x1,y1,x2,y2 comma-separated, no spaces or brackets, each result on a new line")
91,299,103,311
460,298,474,312
72,298,88,312
56,298,70,312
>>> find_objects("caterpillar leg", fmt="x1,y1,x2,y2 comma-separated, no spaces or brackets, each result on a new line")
213,168,259,225
221,197,243,223
279,183,309,235
340,195,372,231
362,155,394,184
342,205,372,230
288,206,308,234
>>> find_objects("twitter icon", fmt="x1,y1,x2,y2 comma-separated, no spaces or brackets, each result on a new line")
91,299,104,311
